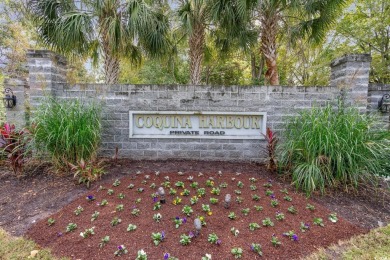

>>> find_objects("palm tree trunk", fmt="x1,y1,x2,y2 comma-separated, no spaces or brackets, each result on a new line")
260,11,279,86
189,23,205,85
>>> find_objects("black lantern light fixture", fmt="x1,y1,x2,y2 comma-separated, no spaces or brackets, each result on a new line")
378,94,390,113
3,88,16,108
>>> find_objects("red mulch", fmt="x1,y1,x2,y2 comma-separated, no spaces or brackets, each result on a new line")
26,169,366,260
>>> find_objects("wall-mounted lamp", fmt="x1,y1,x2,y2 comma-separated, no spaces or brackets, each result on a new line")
3,88,16,109
378,94,390,113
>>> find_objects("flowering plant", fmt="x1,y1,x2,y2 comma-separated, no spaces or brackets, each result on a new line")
231,227,239,236
91,211,100,221
136,198,142,204
271,234,281,247
252,194,260,201
235,196,243,204
241,208,250,216
306,204,315,211
249,222,260,231
250,184,257,191
283,195,292,201
162,181,170,188
172,197,182,205
210,187,220,195
328,213,338,223
270,199,279,207
283,230,298,241
116,204,124,212
47,218,55,226
262,218,274,227
190,182,199,189
114,245,128,256
228,212,237,220
275,211,285,221
86,195,95,201
113,179,121,187
173,216,186,228
151,231,165,246
163,253,179,260
175,181,185,188
250,243,263,256
205,180,214,187
237,181,244,188
169,188,177,195
66,223,77,232
99,236,109,248
131,208,140,216
153,202,161,210
190,196,198,205
254,205,263,211
197,188,206,197
265,189,274,196
153,213,162,223
314,217,325,227
179,233,191,245
300,222,310,232
201,254,212,260
207,233,221,245
219,182,228,188
249,177,257,183
127,183,135,189
234,189,242,195
202,204,211,213
209,198,218,204
287,206,297,214
180,189,190,196
100,199,108,206
80,227,95,238
118,193,125,199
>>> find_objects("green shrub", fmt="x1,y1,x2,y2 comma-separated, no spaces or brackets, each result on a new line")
33,98,101,168
279,102,390,195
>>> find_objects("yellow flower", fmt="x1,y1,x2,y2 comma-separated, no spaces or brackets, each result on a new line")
199,216,204,221
208,211,212,216
180,192,184,196
172,201,176,205
198,195,202,198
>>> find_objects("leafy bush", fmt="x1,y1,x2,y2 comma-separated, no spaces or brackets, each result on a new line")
0,123,32,174
279,102,390,195
33,98,101,168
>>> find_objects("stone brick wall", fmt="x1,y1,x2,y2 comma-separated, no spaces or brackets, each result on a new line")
3,50,382,162
368,83,390,126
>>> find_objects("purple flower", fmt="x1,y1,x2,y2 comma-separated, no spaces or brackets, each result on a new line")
117,245,123,250
175,216,180,220
268,179,272,183
153,197,158,202
270,194,275,199
182,217,187,223
216,239,222,245
86,195,95,201
57,232,63,237
161,231,165,240
250,244,254,251
292,234,298,241
164,253,170,260
188,231,194,238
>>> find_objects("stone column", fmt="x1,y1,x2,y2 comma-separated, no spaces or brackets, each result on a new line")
330,54,371,112
3,77,29,128
26,49,67,107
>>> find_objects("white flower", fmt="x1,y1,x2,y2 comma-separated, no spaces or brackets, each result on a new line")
178,171,184,175
187,176,193,181
209,176,214,180
155,171,160,176
136,170,141,175
198,172,203,177
145,175,150,180
218,171,222,175
235,172,241,176
164,176,170,181
206,254,212,259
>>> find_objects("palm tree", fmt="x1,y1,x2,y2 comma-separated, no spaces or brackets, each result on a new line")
29,0,169,84
213,0,348,85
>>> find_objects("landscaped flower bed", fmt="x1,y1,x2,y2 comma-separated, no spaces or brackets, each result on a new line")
27,172,365,259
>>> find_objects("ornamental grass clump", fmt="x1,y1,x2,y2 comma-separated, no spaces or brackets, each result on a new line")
33,98,102,168
279,102,390,195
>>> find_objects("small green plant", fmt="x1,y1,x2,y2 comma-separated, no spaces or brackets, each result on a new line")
208,233,220,245
153,213,162,223
162,181,170,188
190,182,198,188
69,159,105,188
197,188,206,197
153,202,161,210
252,194,260,201
234,189,242,195
262,218,274,227
135,198,142,203
263,181,272,188
275,212,285,221
169,188,177,195
91,211,100,221
179,233,191,245
66,223,77,232
190,196,199,205
80,227,95,238
254,205,263,211
265,189,274,196
137,188,144,193
283,230,298,241
284,195,292,201
107,189,114,195
113,179,121,187
111,217,122,226
250,184,257,191
231,247,243,258
173,217,186,228
127,224,137,232
100,199,108,206
172,197,182,205
249,177,257,183
131,208,140,216
127,183,135,189
99,236,110,248
116,204,124,212
250,243,263,256
118,193,125,199
202,204,211,213
181,189,190,196
314,217,325,227
211,187,220,195
182,205,193,216
151,231,165,246
280,188,289,194
74,205,84,216
175,181,185,188
241,208,250,216
287,206,297,214
228,212,237,220
237,181,244,188
47,218,55,226
249,223,260,231
219,182,228,188
270,199,279,207
135,249,148,260
210,198,218,204
271,235,281,247
235,196,243,204
329,213,338,223
306,203,315,211
150,183,156,189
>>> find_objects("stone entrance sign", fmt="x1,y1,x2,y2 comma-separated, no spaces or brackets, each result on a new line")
129,111,267,139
